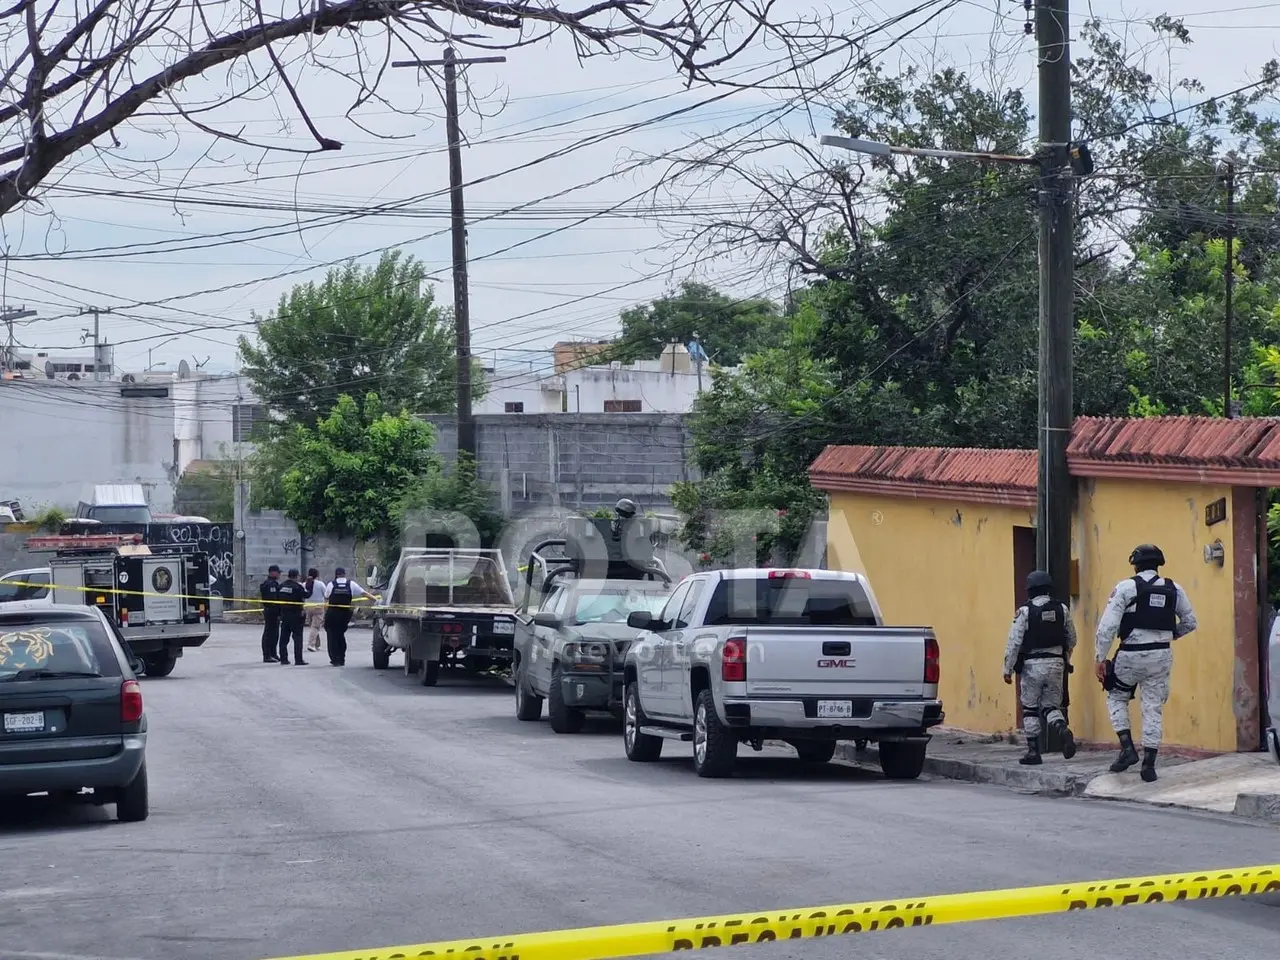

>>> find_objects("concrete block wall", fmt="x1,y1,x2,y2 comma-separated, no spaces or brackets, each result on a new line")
424,413,696,511
240,507,302,583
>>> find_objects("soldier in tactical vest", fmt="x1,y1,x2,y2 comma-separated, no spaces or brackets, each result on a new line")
1094,544,1197,783
1003,571,1077,766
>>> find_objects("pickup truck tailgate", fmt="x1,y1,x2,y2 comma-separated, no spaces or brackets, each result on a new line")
743,626,927,698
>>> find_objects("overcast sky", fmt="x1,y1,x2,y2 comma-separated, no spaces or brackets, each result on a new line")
1,0,1277,376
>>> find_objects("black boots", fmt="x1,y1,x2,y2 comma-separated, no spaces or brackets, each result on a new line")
1052,719,1077,759
1141,748,1158,782
1110,730,1140,772
1019,738,1042,765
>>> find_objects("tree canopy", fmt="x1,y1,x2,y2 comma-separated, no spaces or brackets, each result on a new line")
238,250,459,427
616,281,784,367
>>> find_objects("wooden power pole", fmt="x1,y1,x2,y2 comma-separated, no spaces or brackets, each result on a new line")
1034,0,1074,602
393,48,505,459
1222,159,1236,417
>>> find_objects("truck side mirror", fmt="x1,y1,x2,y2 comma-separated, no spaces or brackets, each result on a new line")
627,610,654,630
531,611,561,629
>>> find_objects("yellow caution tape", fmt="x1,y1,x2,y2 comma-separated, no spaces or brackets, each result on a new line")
0,578,378,610
264,863,1280,960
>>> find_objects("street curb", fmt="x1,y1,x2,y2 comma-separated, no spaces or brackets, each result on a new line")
834,742,1092,797
1233,792,1280,823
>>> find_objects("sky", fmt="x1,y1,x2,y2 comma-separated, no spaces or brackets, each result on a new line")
2,0,1279,377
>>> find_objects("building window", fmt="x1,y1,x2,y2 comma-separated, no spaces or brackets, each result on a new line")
232,403,265,443
603,399,642,413
504,401,525,413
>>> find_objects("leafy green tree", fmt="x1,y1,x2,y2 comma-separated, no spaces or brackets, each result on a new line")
616,280,783,367
173,464,236,522
280,392,437,538
238,250,460,427
387,453,504,566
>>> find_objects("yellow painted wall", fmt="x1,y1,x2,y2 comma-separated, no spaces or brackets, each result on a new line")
827,494,1034,736
1074,478,1237,752
827,479,1240,752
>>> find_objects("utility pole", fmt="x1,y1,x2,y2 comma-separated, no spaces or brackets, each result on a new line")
1034,0,1074,602
79,306,111,381
393,48,505,459
1222,159,1236,417
1,305,36,373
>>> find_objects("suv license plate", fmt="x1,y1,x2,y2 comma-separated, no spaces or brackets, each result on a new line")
492,621,514,635
816,700,853,719
4,711,44,733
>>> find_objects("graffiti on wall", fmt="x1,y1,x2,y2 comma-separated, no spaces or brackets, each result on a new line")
156,523,234,600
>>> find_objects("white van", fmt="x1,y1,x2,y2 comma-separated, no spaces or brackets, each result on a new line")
0,566,53,605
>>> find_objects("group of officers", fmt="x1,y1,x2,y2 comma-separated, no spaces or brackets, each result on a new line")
258,566,372,667
1003,543,1197,783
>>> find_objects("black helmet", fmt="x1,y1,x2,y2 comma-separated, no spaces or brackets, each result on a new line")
614,498,637,519
1025,570,1053,597
1129,544,1165,570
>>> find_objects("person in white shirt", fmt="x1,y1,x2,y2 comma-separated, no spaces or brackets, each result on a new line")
323,567,368,666
303,567,327,652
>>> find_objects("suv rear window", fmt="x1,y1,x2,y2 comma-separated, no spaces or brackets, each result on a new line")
703,577,878,627
0,618,118,680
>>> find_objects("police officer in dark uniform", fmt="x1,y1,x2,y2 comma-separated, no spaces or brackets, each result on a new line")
324,567,367,666
259,565,282,663
1003,571,1077,765
276,568,309,666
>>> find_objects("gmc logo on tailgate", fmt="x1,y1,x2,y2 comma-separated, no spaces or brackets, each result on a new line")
817,658,856,668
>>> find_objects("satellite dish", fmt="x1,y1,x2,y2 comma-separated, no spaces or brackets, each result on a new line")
44,360,54,379
178,359,191,379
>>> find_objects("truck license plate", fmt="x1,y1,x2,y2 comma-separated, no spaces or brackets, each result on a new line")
492,621,514,635
4,711,44,733
816,700,853,719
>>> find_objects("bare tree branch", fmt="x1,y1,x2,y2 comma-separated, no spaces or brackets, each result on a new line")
1,0,841,217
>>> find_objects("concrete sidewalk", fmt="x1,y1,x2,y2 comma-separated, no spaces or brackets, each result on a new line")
837,730,1280,823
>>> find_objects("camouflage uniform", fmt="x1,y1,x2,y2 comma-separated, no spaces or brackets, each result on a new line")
1004,575,1077,764
1095,567,1197,781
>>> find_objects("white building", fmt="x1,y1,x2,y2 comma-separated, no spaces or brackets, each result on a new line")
5,344,116,381
172,372,262,475
479,344,717,415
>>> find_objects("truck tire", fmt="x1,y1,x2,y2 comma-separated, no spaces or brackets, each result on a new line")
116,762,149,822
418,657,440,687
141,652,177,678
878,740,927,780
692,689,736,778
371,622,391,670
515,659,543,721
792,741,836,763
547,664,585,734
623,682,663,762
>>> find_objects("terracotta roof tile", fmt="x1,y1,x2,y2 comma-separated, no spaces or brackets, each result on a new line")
810,444,1038,507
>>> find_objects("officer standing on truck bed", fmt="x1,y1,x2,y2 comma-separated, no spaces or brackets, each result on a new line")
1003,570,1077,766
259,565,282,663
324,567,368,667
276,568,309,666
1094,544,1197,783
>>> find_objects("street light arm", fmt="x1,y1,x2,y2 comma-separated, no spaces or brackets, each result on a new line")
821,134,1036,165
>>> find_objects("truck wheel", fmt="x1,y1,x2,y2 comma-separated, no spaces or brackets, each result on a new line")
547,665,585,734
692,689,736,778
878,741,927,780
792,741,836,763
515,660,543,721
371,622,391,670
116,762,149,822
142,652,177,678
418,657,440,687
623,682,663,761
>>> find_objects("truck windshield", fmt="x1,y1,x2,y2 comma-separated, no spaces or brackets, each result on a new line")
704,577,879,627
573,585,670,625
0,621,110,680
88,506,151,523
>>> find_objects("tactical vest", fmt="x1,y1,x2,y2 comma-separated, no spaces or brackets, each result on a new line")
1022,600,1068,654
328,579,353,608
1118,576,1178,640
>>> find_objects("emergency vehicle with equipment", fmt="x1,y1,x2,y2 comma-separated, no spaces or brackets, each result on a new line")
22,533,211,677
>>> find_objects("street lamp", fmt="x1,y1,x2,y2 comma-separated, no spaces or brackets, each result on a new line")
148,337,179,370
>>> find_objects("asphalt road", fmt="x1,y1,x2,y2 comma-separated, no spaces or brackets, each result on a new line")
0,623,1276,960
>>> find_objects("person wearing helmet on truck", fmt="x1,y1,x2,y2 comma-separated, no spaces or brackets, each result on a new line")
1003,570,1077,767
1094,544,1197,783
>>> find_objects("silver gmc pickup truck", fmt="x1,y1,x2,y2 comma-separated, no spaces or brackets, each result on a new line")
621,568,943,779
